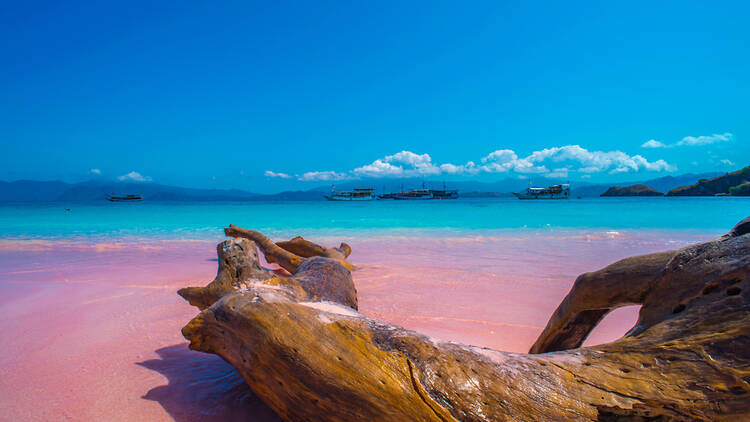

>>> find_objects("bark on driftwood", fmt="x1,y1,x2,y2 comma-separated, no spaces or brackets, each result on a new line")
179,218,750,421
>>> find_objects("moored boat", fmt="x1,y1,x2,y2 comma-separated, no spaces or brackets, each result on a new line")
382,182,459,200
106,194,143,202
429,189,459,199
393,188,433,200
324,188,375,201
513,183,570,200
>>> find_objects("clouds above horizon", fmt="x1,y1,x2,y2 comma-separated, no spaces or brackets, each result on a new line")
642,133,733,148
118,171,151,182
264,170,291,179
641,139,667,148
298,171,352,181
677,133,733,146
266,144,678,182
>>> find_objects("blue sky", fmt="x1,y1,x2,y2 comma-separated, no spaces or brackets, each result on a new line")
1,1,747,193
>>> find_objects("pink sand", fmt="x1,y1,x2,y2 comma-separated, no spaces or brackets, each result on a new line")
0,231,711,420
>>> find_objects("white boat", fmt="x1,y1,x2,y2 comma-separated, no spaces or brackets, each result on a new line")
324,188,375,201
513,184,570,200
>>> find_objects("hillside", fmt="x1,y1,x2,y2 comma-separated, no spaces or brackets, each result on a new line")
0,171,730,202
729,182,750,196
667,166,750,196
572,173,720,197
0,180,260,202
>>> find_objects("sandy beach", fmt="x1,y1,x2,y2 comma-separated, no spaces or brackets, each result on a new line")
0,229,713,421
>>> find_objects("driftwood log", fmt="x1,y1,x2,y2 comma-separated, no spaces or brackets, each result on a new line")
179,218,750,421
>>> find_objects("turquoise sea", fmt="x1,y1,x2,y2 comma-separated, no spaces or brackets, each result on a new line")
0,197,747,421
1,197,747,240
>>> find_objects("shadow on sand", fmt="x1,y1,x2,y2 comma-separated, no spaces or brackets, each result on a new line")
138,344,281,422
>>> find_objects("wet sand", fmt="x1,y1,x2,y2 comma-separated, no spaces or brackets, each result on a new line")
0,230,713,421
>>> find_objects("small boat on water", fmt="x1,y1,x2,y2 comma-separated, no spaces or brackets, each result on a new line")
429,188,459,199
394,188,433,200
106,194,143,202
381,182,459,200
324,188,375,201
376,192,399,200
513,183,570,200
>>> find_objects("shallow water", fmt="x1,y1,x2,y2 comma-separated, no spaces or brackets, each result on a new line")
1,196,747,239
0,198,745,420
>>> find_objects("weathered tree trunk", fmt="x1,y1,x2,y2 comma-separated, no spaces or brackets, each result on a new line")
180,218,750,421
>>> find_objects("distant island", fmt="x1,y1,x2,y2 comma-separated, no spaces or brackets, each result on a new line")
600,184,663,197
667,166,750,196
0,171,736,202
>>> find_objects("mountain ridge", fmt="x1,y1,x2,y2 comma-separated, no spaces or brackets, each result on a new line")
0,172,723,202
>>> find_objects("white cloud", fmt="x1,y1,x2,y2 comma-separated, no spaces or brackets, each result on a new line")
482,149,516,164
641,139,667,148
386,151,432,168
676,132,732,146
292,145,675,182
264,170,291,179
353,150,444,178
439,161,478,175
353,159,404,178
720,159,735,166
480,149,547,174
90,168,101,175
118,171,151,182
495,145,676,175
297,171,352,181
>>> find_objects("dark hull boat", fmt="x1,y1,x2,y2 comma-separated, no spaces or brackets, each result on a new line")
381,183,459,200
393,189,433,200
429,189,458,199
325,188,375,201
513,184,570,200
106,194,143,202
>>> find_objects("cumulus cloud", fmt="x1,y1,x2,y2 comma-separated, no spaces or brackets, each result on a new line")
353,159,404,178
641,139,667,148
489,145,675,175
118,171,151,182
720,159,735,166
264,170,291,179
90,168,101,175
641,132,733,148
677,133,733,146
480,149,548,174
386,151,433,168
297,171,352,181
353,150,443,178
286,145,675,182
440,161,478,175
